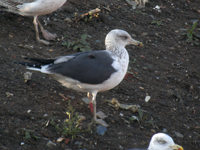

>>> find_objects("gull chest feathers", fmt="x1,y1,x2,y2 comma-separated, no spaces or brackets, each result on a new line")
18,0,67,16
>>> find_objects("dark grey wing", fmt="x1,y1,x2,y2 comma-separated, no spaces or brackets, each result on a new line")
0,0,35,13
48,51,117,84
0,0,20,10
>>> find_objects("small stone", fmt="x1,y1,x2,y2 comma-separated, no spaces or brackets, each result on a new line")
81,97,90,104
96,125,107,136
95,40,101,43
130,115,139,122
139,86,144,90
145,96,151,103
5,92,14,97
162,128,167,133
57,137,64,143
43,113,48,117
24,72,32,83
119,145,123,150
174,131,184,138
154,5,161,12
141,32,148,36
46,140,56,148
27,109,31,113
20,142,25,146
64,17,72,23
96,111,107,119
119,113,124,117
74,141,83,146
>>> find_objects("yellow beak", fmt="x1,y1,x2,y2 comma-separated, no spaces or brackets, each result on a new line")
170,144,184,150
129,38,143,47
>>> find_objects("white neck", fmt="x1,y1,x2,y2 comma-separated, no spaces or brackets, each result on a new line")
106,41,127,58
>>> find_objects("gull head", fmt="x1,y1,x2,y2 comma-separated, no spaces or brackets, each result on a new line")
105,29,143,50
148,133,183,150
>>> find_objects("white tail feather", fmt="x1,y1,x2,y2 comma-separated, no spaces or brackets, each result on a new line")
27,65,52,74
27,67,42,72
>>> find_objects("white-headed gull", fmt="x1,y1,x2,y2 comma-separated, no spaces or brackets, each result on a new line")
19,29,143,126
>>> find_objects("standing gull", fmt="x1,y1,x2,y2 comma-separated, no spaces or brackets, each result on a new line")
129,133,183,150
19,29,143,126
0,0,67,45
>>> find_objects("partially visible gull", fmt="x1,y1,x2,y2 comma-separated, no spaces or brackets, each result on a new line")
126,0,148,9
0,0,67,45
129,133,183,150
148,133,183,150
136,0,148,8
19,29,143,126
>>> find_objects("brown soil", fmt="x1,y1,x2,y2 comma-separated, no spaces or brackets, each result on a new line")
0,0,200,150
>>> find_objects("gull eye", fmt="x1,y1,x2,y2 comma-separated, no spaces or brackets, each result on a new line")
157,139,167,144
119,35,128,40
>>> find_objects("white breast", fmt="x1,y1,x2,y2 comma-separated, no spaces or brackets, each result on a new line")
18,0,67,16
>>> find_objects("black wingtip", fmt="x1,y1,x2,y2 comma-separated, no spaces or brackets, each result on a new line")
14,61,42,69
24,58,55,65
15,57,55,69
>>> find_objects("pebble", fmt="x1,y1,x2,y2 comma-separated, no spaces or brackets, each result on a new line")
145,96,151,103
154,5,161,12
119,113,124,117
57,137,64,143
96,125,107,136
64,17,72,23
5,92,14,97
174,131,184,138
74,141,83,146
130,115,139,122
46,140,57,148
81,97,90,104
24,72,32,82
119,145,123,150
43,113,48,117
162,128,167,133
141,32,148,36
27,109,31,113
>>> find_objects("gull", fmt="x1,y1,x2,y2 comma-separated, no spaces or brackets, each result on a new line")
148,133,183,150
129,133,184,150
18,29,143,126
136,0,148,8
0,0,67,45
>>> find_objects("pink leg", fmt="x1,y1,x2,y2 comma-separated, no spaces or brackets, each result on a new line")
33,16,50,45
37,19,57,41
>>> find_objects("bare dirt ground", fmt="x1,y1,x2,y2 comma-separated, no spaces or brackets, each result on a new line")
0,0,200,149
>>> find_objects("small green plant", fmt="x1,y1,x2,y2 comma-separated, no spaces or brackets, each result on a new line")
186,20,199,45
129,108,156,127
50,102,83,139
151,20,163,26
62,34,91,52
22,129,40,141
